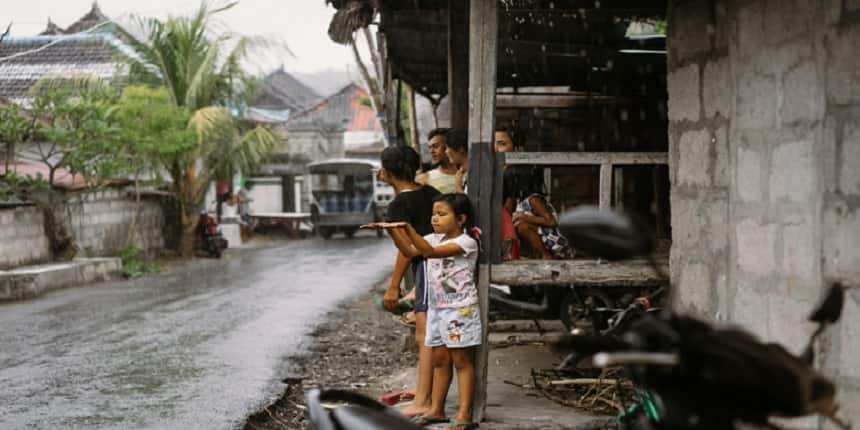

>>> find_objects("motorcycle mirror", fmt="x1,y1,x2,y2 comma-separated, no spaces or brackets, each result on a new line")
332,406,422,430
809,283,845,324
305,388,420,430
557,206,655,261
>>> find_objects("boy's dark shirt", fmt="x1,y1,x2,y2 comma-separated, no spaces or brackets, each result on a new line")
386,185,440,236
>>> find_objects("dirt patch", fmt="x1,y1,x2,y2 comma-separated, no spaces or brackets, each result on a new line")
243,283,417,430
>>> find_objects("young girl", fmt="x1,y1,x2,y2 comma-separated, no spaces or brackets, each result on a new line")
506,166,574,260
364,193,481,430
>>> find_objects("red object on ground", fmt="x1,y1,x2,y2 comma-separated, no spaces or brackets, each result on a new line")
380,390,415,406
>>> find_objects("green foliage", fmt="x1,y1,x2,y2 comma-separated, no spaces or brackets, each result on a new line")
0,103,33,169
27,76,125,186
114,85,198,180
120,245,162,279
0,170,49,202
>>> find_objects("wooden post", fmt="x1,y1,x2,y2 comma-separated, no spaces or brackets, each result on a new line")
448,0,469,131
599,162,613,209
466,0,498,423
405,83,422,165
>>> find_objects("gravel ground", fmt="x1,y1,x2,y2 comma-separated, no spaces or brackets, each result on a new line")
243,283,417,430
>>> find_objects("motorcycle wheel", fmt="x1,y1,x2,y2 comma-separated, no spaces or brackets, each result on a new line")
560,288,614,334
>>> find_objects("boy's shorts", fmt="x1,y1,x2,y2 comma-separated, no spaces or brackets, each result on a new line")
425,304,482,348
413,258,428,313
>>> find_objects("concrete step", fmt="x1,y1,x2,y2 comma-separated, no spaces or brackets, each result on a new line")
0,258,122,302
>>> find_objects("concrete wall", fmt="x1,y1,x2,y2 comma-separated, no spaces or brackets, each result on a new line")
0,206,51,269
667,0,860,425
0,189,165,268
63,189,165,257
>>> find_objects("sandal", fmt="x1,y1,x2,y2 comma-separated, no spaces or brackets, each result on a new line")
411,415,449,426
448,421,479,430
376,296,414,315
397,311,417,328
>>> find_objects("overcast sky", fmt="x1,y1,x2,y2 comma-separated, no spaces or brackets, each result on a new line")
4,0,355,75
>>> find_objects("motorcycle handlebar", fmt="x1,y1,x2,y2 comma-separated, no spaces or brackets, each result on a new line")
593,352,679,368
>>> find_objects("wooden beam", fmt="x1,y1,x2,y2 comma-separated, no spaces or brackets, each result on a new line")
504,152,668,166
466,0,498,423
495,93,623,109
448,0,469,131
490,259,668,287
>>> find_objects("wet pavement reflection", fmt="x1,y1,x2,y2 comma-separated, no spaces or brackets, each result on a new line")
0,235,394,429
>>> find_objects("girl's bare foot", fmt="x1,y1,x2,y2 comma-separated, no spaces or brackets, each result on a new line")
401,403,429,418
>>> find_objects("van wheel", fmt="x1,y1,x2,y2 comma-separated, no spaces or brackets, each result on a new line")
319,227,333,239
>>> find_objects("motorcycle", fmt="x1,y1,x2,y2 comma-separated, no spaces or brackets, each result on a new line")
196,210,228,258
552,209,852,430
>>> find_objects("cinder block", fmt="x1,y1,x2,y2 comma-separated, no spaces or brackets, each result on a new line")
736,218,778,276
768,295,815,355
668,63,700,122
736,145,763,202
714,125,730,187
841,121,860,195
731,281,770,339
669,0,712,61
677,262,714,315
764,0,812,45
708,198,729,251
837,290,860,380
781,61,824,124
670,195,707,251
770,141,815,203
825,24,860,105
782,222,818,299
703,57,731,119
823,203,860,279
735,71,778,129
736,1,766,59
678,129,712,187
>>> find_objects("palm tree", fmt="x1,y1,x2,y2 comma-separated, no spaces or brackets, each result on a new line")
120,1,277,255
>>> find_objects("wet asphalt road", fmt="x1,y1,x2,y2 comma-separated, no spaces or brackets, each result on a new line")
0,235,394,430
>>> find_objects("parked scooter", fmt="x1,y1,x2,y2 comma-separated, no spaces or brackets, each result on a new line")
551,208,851,430
197,210,228,258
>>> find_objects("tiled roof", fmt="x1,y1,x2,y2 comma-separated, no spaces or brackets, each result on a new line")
64,2,109,34
254,67,321,111
287,83,381,132
0,34,129,101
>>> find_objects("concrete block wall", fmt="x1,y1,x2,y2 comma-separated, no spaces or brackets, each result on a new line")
63,189,165,257
0,206,51,269
667,0,860,425
0,189,166,268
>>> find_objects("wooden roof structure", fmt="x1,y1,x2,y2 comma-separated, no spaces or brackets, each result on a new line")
334,0,666,98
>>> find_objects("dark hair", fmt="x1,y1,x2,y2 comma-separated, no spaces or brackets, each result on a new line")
496,125,524,149
380,145,420,181
427,127,450,142
445,129,468,154
503,165,545,201
433,193,477,239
